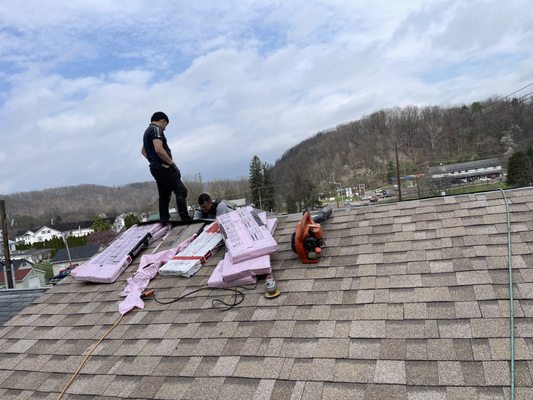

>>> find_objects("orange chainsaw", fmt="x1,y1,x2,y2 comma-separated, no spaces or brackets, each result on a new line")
291,207,332,264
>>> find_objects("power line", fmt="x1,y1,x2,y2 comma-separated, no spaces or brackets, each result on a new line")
484,90,533,117
483,82,533,109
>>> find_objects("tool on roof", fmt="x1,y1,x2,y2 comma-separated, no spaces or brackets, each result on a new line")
291,207,332,264
264,273,280,299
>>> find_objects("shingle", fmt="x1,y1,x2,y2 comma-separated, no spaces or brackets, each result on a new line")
349,339,381,360
427,302,456,319
483,361,510,386
455,301,482,318
379,339,406,360
334,359,375,383
373,360,406,384
233,357,283,379
405,339,427,360
362,383,406,400
252,379,276,400
453,339,474,361
427,339,456,361
405,360,439,385
457,271,493,285
438,320,472,338
217,378,260,400
154,377,193,400
461,361,486,385
316,321,334,338
292,321,319,338
386,321,426,339
280,338,317,358
472,339,492,361
350,321,386,338
404,303,428,319
182,377,226,400
64,374,115,396
310,337,347,358
406,387,446,400
108,355,162,376
268,320,295,338
438,360,465,385
290,358,335,381
470,318,510,338
40,355,86,373
476,387,505,400
300,381,324,400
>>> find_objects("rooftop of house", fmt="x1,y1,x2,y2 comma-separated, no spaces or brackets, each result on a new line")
428,158,502,174
0,288,49,325
51,244,101,264
0,187,532,399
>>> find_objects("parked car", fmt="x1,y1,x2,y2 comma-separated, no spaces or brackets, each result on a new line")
479,177,491,182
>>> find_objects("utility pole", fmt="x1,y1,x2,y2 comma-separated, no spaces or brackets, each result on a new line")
395,143,402,201
1,200,15,289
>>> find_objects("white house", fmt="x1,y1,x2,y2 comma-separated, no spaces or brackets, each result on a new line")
17,226,62,245
427,158,503,182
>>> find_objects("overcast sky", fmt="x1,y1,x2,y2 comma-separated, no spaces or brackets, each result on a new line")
1,0,532,194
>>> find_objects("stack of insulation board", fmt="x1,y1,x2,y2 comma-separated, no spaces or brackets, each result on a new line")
159,221,223,277
71,222,170,283
208,207,278,288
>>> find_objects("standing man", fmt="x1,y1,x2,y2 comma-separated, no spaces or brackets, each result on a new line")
142,111,191,221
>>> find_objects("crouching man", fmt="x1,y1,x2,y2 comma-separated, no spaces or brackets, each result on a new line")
193,193,232,220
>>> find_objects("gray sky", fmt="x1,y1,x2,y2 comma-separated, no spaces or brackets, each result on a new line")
1,0,532,194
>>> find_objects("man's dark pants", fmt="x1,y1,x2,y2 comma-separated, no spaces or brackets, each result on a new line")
150,166,189,221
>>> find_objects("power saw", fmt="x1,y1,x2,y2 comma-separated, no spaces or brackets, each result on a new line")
291,207,332,264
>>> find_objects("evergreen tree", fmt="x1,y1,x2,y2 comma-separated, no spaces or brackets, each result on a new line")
386,161,395,183
91,216,112,232
507,150,533,186
249,155,264,208
262,162,276,212
124,213,140,229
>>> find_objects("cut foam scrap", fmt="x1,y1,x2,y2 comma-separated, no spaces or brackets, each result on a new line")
216,206,278,263
159,221,223,277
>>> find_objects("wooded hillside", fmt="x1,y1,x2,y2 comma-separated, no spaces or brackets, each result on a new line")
272,97,533,201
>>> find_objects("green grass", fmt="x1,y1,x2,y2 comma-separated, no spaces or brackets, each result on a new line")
445,182,511,195
35,262,54,281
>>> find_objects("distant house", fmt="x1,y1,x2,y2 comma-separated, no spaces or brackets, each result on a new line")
15,230,35,245
10,249,53,264
427,158,503,182
11,258,34,270
53,220,95,238
0,264,46,289
15,221,91,245
0,239,17,257
14,225,62,245
50,244,101,276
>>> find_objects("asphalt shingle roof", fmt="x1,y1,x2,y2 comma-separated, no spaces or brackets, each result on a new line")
51,244,101,264
1,187,533,399
0,288,49,325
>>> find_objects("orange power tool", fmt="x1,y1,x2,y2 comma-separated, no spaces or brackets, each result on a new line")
291,207,332,264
